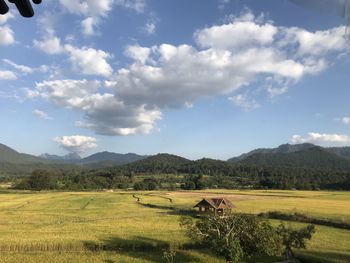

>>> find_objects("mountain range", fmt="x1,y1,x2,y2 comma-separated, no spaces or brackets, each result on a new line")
2,142,350,176
228,143,350,171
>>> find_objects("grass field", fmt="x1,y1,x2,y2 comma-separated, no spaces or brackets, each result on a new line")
0,190,349,262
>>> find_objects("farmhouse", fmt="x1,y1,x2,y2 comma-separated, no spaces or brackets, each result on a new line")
194,197,235,216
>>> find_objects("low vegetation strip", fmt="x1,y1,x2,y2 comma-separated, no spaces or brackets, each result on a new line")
0,243,85,252
259,211,350,230
81,198,94,210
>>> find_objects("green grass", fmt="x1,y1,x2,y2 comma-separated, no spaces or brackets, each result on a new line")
0,190,349,262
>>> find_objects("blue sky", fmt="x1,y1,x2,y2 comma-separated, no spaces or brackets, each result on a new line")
0,0,350,160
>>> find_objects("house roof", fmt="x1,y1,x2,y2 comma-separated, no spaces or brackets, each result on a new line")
194,197,235,209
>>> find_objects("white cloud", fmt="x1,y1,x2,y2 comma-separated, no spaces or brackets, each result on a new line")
291,132,350,146
54,135,97,153
218,0,231,9
267,86,289,98
33,35,64,54
0,26,15,46
33,79,101,108
115,0,146,13
32,109,52,120
33,35,113,77
81,17,98,36
341,117,350,125
283,26,348,56
0,70,17,80
228,94,260,110
64,44,113,77
59,0,113,16
195,14,278,50
59,0,113,36
0,12,15,25
125,45,151,64
31,79,162,136
144,22,156,35
3,59,33,74
2,59,48,75
58,0,144,35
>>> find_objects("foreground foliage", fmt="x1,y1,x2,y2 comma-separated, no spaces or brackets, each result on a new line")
277,223,315,260
181,213,316,262
181,213,283,262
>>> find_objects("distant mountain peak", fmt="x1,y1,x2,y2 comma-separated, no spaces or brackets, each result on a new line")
39,152,81,161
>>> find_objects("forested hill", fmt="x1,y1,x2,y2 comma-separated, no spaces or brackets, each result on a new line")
326,147,350,160
79,152,146,166
123,153,191,173
0,143,147,175
228,143,316,162
0,143,51,164
229,146,350,171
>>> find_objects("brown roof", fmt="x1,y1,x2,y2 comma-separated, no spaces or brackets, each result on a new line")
194,197,235,209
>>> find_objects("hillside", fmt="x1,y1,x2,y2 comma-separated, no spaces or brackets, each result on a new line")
124,153,191,173
228,143,316,162
40,153,81,162
0,143,50,164
229,145,350,171
80,152,146,166
326,147,350,160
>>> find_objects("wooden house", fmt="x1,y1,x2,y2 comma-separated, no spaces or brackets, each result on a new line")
194,197,235,216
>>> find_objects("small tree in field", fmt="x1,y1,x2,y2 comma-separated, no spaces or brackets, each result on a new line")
162,246,177,263
276,223,315,260
180,213,282,263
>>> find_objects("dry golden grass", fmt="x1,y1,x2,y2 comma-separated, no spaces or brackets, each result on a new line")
0,190,349,262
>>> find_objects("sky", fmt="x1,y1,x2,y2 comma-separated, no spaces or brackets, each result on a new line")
1,0,350,160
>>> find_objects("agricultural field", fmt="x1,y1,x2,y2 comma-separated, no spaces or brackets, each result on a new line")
0,190,349,263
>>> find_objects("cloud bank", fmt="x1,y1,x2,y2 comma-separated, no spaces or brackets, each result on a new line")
29,11,349,136
291,132,350,146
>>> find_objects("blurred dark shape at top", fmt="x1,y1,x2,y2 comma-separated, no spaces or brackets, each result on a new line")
289,0,350,36
0,0,42,17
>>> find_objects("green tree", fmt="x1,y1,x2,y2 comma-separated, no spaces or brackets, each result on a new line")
180,213,281,263
276,223,315,260
27,169,57,190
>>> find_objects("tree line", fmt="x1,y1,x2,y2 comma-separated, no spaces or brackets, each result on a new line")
11,156,350,191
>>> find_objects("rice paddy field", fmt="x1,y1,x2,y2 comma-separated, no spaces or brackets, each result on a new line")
0,189,349,263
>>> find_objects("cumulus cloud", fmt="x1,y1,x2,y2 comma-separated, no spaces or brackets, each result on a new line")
291,132,350,146
30,79,161,135
54,135,97,153
0,12,15,25
64,45,113,77
0,70,17,80
27,11,349,136
0,26,15,46
33,35,64,55
32,109,52,120
195,15,277,50
34,36,113,77
282,26,348,56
